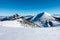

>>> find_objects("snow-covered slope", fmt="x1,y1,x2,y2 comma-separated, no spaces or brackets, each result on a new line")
0,20,22,27
0,18,41,28
30,12,60,27
31,12,55,22
0,27,60,40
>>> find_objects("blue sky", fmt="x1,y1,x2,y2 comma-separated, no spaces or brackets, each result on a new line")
0,0,60,16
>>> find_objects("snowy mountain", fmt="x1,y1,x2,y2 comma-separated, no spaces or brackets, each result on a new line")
0,12,60,40
0,12,60,27
0,16,5,21
31,12,55,22
0,14,41,28
0,14,20,21
29,12,60,27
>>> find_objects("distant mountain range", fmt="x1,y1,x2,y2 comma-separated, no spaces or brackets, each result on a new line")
0,12,60,27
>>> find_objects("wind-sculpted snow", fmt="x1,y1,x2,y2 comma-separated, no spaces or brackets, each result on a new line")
0,27,60,40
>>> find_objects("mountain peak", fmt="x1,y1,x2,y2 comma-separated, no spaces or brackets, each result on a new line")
40,12,55,21
31,12,55,22
31,12,52,22
42,12,51,16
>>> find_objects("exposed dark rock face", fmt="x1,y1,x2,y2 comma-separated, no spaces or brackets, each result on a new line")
53,16,60,22
49,21,53,26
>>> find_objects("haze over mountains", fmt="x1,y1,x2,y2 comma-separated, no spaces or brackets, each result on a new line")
0,12,60,27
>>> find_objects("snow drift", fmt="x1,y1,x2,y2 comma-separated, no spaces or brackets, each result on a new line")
0,27,60,40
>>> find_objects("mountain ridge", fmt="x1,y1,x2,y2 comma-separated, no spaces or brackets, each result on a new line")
0,12,60,27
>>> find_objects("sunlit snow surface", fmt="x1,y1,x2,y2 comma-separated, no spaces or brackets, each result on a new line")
0,19,60,40
0,26,60,40
0,20,24,27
